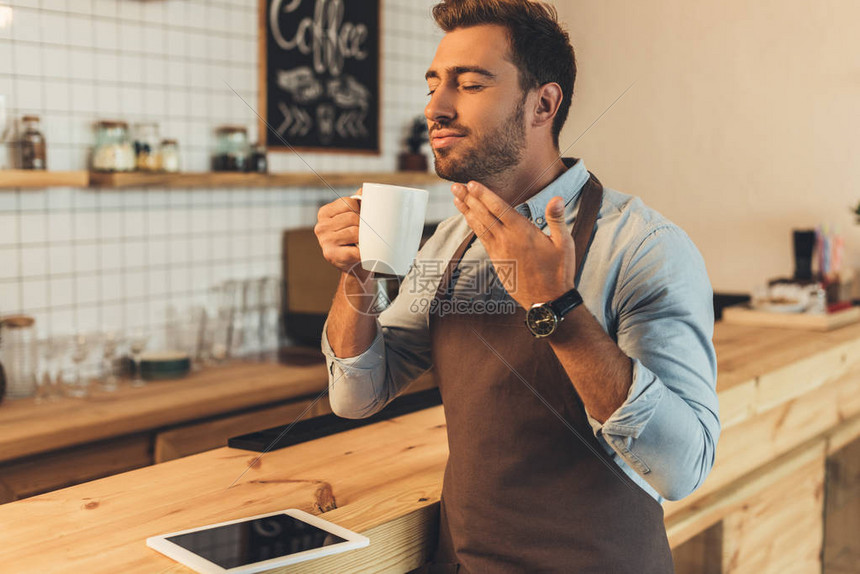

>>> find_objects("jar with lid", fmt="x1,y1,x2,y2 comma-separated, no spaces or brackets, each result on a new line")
133,122,160,172
0,315,37,399
247,142,268,174
19,115,46,170
212,126,249,172
159,139,180,173
92,121,136,172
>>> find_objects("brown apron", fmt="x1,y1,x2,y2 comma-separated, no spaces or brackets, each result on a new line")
426,171,674,573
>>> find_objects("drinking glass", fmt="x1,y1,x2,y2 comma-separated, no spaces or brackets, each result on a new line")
128,328,150,388
207,313,230,365
99,331,121,392
177,307,205,371
241,278,262,359
224,280,244,359
260,276,283,361
67,333,91,398
34,335,67,403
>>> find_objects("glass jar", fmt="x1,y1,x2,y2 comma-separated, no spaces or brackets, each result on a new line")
133,122,160,172
212,126,249,172
0,315,37,399
19,115,46,170
92,121,136,172
159,139,180,173
247,142,268,174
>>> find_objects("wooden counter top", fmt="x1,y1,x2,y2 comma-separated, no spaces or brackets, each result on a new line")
712,320,860,393
1,321,860,572
0,358,328,463
0,405,450,573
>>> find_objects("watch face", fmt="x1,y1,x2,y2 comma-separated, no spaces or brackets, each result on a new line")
526,305,558,337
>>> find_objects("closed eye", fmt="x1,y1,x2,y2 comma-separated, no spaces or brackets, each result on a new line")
427,84,484,96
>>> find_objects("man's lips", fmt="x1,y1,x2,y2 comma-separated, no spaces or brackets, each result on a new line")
430,132,466,149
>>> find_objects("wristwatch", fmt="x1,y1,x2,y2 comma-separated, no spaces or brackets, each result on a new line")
525,287,583,338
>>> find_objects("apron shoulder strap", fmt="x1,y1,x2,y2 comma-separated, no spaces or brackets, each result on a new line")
572,172,604,284
435,230,476,301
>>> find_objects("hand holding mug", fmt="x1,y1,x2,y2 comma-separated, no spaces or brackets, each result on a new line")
316,184,429,280
314,191,368,281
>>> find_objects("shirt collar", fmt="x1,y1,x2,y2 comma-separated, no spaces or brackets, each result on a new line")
513,157,589,228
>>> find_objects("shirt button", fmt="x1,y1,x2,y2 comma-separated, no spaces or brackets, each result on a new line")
535,217,545,225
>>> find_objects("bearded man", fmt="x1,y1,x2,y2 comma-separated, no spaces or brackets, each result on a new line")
314,1,719,571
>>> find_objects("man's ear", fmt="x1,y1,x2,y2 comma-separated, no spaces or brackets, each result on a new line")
531,82,563,129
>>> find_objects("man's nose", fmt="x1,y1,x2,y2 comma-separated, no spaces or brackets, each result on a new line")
424,87,456,124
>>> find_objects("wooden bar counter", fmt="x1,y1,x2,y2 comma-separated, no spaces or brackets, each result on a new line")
0,358,329,464
1,321,860,573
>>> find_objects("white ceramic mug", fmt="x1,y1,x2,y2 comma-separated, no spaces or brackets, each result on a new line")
351,183,429,277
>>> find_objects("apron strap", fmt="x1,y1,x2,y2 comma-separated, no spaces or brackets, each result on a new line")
571,173,604,285
434,171,604,301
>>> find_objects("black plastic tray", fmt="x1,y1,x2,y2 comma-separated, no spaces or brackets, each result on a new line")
227,387,442,452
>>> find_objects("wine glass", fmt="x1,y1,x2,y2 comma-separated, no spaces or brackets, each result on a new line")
34,337,53,404
128,328,149,388
99,331,121,392
67,333,91,398
34,335,67,403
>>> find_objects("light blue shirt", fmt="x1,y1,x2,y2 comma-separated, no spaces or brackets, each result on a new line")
321,158,720,503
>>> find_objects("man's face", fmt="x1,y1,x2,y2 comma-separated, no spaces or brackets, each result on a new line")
424,25,529,183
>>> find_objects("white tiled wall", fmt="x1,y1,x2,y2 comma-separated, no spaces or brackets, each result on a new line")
0,0,455,339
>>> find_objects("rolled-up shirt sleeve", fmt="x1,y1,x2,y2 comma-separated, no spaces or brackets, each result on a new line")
587,224,720,501
321,317,388,418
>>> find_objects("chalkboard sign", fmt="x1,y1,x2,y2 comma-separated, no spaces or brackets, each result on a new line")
260,0,381,154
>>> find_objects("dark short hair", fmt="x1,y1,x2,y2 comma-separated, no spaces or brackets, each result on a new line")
432,0,576,147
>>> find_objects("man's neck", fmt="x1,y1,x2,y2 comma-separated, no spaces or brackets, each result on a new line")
483,151,568,208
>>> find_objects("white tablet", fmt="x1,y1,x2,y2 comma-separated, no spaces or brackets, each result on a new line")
146,509,370,573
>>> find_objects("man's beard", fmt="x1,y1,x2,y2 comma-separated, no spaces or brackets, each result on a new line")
432,96,527,184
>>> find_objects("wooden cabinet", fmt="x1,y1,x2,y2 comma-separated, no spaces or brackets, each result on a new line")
672,419,860,574
823,429,860,573
0,434,152,504
0,369,438,504
154,398,332,463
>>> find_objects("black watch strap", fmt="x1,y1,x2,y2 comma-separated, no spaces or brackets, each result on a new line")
548,287,583,319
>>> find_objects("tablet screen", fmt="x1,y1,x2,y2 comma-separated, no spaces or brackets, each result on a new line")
165,513,348,569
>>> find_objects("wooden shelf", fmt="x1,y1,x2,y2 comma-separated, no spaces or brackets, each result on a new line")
0,170,445,190
88,171,445,189
0,170,89,188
